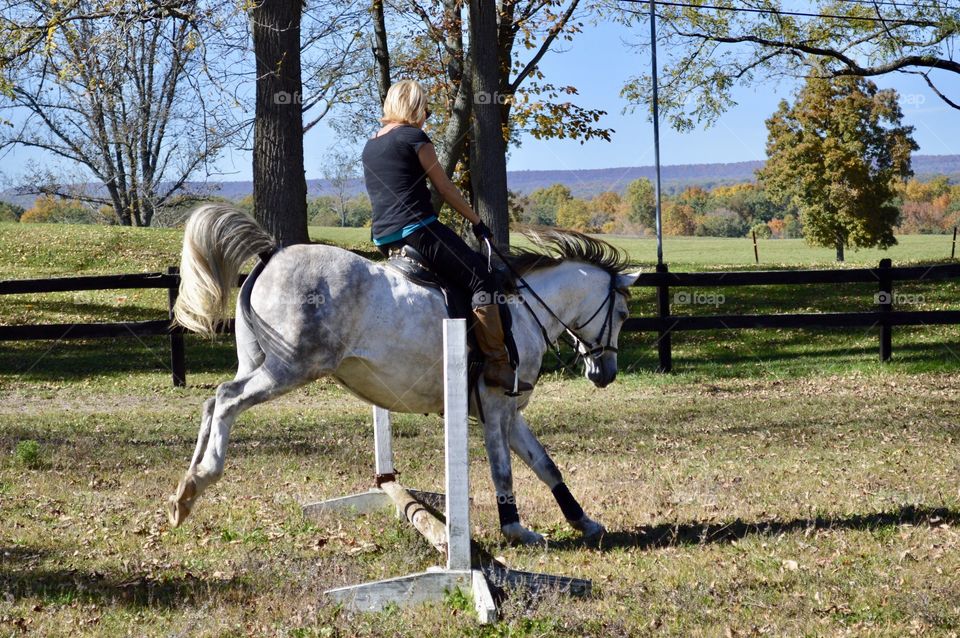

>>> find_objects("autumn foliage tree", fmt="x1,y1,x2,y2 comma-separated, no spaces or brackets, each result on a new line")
759,74,916,261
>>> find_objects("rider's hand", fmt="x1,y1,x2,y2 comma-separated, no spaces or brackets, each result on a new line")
472,220,492,243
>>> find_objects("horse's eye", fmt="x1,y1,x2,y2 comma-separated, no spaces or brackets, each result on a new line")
618,310,629,321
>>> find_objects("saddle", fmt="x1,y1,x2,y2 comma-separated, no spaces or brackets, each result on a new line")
385,244,475,322
385,245,519,403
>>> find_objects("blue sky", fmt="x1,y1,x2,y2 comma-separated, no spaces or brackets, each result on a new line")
4,16,959,183
226,17,960,181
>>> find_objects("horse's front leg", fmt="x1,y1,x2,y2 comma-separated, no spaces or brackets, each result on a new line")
509,413,606,540
480,396,545,545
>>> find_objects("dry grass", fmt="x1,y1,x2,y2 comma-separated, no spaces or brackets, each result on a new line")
2,369,959,636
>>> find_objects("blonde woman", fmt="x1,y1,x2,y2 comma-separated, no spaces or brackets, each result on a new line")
361,79,531,394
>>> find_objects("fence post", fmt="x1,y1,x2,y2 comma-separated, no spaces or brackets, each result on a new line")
878,258,892,362
167,266,187,387
656,263,672,373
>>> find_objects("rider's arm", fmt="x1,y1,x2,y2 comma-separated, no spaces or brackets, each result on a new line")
417,143,482,225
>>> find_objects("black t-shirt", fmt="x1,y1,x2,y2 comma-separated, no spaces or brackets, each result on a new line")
361,125,436,241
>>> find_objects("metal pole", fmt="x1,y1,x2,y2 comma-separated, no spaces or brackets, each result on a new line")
649,0,664,266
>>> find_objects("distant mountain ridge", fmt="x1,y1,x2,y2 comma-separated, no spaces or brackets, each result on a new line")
4,155,959,209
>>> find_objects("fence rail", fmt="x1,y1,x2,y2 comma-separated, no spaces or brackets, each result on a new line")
1,260,958,384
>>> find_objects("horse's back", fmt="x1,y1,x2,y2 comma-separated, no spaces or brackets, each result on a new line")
245,243,450,411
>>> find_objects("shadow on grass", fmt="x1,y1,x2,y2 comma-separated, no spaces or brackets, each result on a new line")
562,504,960,552
0,336,236,380
0,553,250,608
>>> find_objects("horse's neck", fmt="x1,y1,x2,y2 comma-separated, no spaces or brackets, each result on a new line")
520,262,602,340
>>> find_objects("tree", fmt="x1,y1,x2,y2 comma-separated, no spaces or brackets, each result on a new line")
321,150,360,227
252,0,309,244
507,190,532,224
468,0,510,246
623,178,655,228
695,210,749,237
557,197,591,231
662,202,696,235
589,191,622,231
0,1,238,226
759,74,916,261
528,183,572,226
20,195,103,224
676,186,711,216
618,0,960,130
0,201,24,222
710,182,779,225
365,0,611,245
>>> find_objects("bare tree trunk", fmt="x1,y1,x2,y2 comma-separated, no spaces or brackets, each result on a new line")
252,0,309,245
836,240,845,262
468,0,509,247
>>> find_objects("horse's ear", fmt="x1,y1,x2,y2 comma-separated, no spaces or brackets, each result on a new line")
616,271,641,289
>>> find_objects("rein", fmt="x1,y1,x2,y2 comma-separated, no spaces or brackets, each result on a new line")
483,239,620,365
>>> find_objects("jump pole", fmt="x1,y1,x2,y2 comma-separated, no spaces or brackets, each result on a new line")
302,319,590,622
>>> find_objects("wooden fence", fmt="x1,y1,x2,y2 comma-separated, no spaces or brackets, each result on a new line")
2,259,959,385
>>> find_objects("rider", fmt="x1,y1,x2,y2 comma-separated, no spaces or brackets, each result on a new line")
361,79,532,394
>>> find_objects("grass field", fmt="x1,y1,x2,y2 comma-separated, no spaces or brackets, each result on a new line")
2,222,960,636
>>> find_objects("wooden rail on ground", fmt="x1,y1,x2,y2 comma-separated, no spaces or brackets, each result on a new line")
1,261,958,383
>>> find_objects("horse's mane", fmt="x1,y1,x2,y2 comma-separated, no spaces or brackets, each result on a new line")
505,228,632,282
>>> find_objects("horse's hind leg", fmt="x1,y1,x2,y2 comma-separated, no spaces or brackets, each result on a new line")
508,413,606,539
185,334,263,480
188,397,216,469
168,362,301,527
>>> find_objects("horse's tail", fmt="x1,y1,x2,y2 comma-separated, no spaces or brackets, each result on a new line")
173,204,277,338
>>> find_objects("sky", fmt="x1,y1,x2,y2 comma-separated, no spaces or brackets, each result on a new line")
212,16,960,181
3,14,959,183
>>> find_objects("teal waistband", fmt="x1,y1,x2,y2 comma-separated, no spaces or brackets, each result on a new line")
372,216,438,246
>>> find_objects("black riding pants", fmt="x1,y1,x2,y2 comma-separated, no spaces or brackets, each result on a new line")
379,220,498,306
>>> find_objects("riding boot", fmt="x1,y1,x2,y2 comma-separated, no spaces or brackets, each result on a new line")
472,304,534,394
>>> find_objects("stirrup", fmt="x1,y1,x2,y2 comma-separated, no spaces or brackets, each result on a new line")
504,373,521,397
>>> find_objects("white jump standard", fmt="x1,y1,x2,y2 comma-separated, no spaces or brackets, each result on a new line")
304,319,590,622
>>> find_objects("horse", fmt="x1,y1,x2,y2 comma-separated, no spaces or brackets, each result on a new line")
167,205,639,545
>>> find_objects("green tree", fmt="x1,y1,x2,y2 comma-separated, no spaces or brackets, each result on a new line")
0,201,25,222
307,196,338,226
556,198,591,231
619,1,960,131
623,178,655,228
759,74,916,262
345,194,372,227
676,186,711,216
528,183,572,226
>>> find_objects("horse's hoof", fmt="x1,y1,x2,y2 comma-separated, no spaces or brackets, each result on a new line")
167,496,191,528
570,515,606,539
501,522,546,546
167,476,197,528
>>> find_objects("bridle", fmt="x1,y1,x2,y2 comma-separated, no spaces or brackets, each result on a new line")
484,239,624,365
571,274,620,360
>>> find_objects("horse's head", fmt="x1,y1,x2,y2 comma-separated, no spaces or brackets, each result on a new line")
507,229,641,389
572,270,640,388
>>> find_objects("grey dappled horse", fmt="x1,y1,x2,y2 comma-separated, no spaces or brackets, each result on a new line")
168,205,639,544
